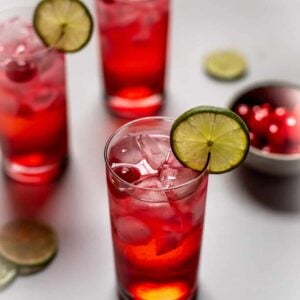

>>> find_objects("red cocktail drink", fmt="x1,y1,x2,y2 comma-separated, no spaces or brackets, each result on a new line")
105,117,208,300
0,8,68,184
96,0,169,118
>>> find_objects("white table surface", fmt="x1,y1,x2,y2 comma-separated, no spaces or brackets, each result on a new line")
1,0,300,299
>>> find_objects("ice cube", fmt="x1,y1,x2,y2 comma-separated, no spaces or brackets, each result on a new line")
138,134,170,170
114,216,152,246
189,177,208,224
0,18,45,57
110,134,143,164
0,18,22,42
169,176,208,230
159,166,177,188
25,85,58,112
99,2,139,29
133,176,168,202
132,11,158,42
109,197,131,218
166,173,199,202
0,87,19,115
166,151,184,168
156,229,183,255
132,0,168,42
160,165,199,194
39,53,65,84
0,18,29,56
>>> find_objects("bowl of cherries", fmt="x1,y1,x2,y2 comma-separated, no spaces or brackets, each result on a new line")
230,83,300,176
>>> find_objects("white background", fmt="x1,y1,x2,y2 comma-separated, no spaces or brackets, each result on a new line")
1,0,300,299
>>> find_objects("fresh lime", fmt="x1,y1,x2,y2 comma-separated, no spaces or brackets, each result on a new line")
0,256,17,289
0,220,58,267
204,50,247,81
171,106,250,173
33,0,93,52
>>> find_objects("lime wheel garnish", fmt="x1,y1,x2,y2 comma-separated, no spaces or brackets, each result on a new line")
33,0,93,52
171,106,250,173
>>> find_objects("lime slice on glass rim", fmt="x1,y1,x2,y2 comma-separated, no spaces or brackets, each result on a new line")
171,106,250,174
33,0,93,52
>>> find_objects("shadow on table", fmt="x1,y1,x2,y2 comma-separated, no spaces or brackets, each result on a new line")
2,172,66,219
236,166,300,213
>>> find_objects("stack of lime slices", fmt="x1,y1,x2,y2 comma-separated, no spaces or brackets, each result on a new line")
33,0,93,52
0,220,58,289
171,106,250,174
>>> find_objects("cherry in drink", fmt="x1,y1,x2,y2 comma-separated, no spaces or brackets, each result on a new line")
105,117,209,300
96,0,169,118
0,8,68,184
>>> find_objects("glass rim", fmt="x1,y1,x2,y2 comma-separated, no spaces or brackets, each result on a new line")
104,116,209,194
0,6,57,60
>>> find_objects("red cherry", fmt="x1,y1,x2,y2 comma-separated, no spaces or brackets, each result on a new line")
235,104,251,122
261,103,272,111
249,131,261,148
267,123,287,147
286,115,300,144
6,60,37,83
108,165,141,198
248,105,270,137
252,103,272,113
270,107,288,124
113,165,141,183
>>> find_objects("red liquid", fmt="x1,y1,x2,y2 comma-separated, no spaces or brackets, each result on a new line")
106,131,208,300
96,0,169,118
0,22,68,184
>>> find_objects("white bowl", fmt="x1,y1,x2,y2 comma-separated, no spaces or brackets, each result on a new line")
246,146,300,176
230,82,300,176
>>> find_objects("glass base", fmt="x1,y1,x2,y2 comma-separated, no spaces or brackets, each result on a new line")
3,157,68,184
118,283,197,300
106,90,164,119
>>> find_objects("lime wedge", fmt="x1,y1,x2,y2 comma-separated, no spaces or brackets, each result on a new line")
33,0,93,52
204,50,247,81
171,106,250,173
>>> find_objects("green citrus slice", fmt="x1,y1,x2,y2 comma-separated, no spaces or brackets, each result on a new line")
0,256,17,289
33,0,93,52
0,220,58,267
204,50,247,81
170,106,250,173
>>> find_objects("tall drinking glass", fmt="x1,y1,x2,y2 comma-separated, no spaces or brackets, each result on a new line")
0,7,68,184
95,0,169,118
105,117,209,300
